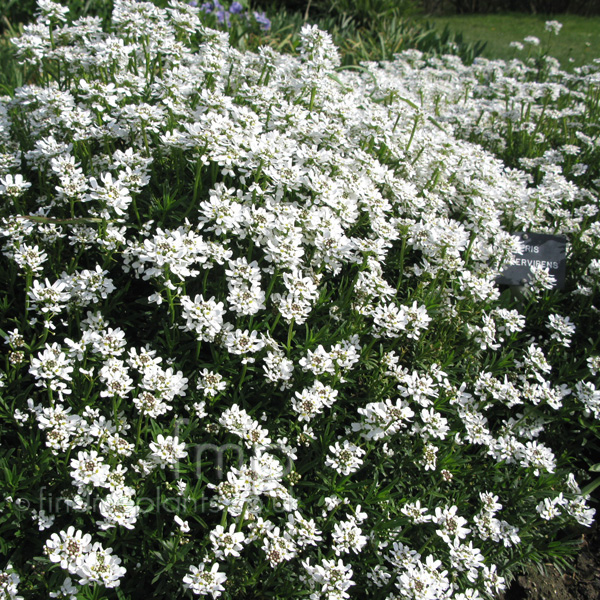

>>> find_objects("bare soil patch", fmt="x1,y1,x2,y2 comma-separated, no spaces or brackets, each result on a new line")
499,523,600,600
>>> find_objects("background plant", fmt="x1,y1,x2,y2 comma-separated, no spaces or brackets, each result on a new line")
0,2,599,600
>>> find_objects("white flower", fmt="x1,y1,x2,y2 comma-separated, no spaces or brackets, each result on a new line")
87,172,132,218
325,440,365,476
262,350,294,384
197,369,227,397
433,505,471,545
298,24,341,72
421,443,438,471
0,173,31,197
479,492,502,515
566,496,596,527
76,542,126,588
12,244,48,274
210,524,245,558
0,563,22,600
62,266,116,307
223,328,265,361
31,509,55,531
324,496,342,512
140,365,188,402
525,265,556,296
183,562,227,598
180,295,225,342
98,489,139,530
29,343,74,392
547,313,576,347
133,391,171,418
449,540,485,582
286,511,322,548
481,564,506,595
545,20,562,34
520,440,556,475
401,500,432,524
291,381,338,422
27,278,71,314
396,554,450,599
175,515,190,533
149,434,187,468
331,515,368,555
70,450,110,489
36,0,69,23
43,527,92,574
302,558,354,599
299,345,335,375
49,576,78,600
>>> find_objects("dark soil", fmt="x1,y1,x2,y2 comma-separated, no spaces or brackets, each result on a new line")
499,524,600,600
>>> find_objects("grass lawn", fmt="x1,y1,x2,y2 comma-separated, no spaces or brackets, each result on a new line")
422,12,600,70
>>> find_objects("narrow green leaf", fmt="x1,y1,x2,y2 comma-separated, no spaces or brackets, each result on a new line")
581,475,600,496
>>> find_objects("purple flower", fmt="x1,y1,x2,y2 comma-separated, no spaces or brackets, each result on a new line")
253,11,271,31
215,8,230,26
229,1,244,14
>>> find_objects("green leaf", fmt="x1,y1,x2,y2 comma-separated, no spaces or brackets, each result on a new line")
16,215,105,224
581,475,600,496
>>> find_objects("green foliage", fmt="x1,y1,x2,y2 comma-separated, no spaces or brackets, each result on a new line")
0,29,24,95
309,0,420,24
0,2,599,599
0,0,38,31
0,0,115,31
416,22,487,63
0,0,488,68
253,6,486,66
424,13,600,71
338,17,487,64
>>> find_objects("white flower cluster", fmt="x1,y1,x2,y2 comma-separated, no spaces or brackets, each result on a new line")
0,564,22,600
0,1,598,599
43,527,126,588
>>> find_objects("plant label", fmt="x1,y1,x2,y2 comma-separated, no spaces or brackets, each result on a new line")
497,232,567,289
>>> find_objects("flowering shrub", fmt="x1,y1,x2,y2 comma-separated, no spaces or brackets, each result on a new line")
0,2,599,599
389,47,600,186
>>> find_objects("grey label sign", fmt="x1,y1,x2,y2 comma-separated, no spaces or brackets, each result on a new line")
497,232,567,289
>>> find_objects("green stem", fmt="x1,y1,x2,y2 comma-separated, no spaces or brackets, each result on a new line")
24,271,33,312
264,268,279,303
141,123,150,156
135,414,147,451
190,157,203,212
309,86,317,111
396,236,407,292
236,502,247,531
202,268,210,296
131,195,142,227
238,364,248,390
89,584,101,600
406,115,420,152
49,23,55,51
392,112,401,134
286,320,295,356
268,313,281,335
